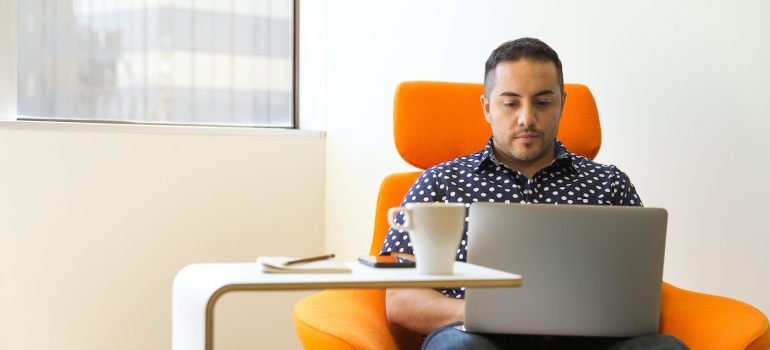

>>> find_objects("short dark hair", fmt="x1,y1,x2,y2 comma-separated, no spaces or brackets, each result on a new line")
483,38,564,97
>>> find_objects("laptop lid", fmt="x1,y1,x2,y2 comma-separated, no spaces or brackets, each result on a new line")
464,203,667,337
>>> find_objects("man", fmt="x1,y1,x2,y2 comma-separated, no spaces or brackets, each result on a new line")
380,38,688,350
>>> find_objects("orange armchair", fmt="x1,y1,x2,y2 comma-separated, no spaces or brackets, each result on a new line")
293,81,770,350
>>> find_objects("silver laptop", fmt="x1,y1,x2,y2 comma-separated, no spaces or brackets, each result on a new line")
464,203,668,337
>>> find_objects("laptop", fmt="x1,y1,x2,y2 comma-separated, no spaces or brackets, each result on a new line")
464,203,668,337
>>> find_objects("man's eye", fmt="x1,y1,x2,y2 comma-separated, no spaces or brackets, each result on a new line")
537,101,551,106
503,102,517,107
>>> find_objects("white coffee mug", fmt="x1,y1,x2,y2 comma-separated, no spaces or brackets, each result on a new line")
387,202,466,275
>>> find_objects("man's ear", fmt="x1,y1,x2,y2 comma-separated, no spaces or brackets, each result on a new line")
480,94,491,123
558,90,568,121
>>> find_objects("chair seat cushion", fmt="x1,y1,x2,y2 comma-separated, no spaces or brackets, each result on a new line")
659,282,770,350
293,289,423,350
294,283,770,350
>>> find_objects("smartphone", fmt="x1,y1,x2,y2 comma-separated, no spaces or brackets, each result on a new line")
358,255,416,268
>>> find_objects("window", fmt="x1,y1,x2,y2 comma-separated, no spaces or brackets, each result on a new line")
17,0,297,128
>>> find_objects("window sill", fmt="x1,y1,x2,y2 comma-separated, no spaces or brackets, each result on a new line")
0,120,325,138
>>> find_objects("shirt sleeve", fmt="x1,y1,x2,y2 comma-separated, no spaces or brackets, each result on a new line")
377,167,468,299
378,167,446,256
610,166,644,207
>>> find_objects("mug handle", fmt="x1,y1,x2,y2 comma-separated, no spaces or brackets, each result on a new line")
387,207,413,231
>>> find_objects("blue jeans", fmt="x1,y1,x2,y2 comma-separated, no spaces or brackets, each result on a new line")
422,322,689,350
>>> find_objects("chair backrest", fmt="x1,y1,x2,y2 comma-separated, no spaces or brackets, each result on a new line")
368,81,602,255
393,81,601,169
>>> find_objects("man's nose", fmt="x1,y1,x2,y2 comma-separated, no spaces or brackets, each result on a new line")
516,103,536,127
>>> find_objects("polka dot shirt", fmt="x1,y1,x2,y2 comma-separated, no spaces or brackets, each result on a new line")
379,138,643,299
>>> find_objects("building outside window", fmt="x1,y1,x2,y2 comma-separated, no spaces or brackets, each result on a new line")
17,0,296,128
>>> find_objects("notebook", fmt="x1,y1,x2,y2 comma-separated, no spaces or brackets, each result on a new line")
257,256,351,273
463,203,668,337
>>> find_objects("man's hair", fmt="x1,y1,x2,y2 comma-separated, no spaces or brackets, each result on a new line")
483,38,564,97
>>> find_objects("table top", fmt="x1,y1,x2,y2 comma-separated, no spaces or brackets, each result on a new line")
172,261,521,350
173,261,522,292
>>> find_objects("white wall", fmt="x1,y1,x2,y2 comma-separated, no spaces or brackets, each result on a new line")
0,125,324,350
323,0,770,319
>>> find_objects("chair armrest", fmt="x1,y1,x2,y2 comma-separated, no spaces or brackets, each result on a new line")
294,289,423,350
660,282,770,350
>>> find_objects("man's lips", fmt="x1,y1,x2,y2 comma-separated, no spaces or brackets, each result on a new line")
514,133,541,141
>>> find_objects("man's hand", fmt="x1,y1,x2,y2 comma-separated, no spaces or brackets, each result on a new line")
385,288,464,335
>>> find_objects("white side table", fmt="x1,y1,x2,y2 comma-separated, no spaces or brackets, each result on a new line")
172,261,522,350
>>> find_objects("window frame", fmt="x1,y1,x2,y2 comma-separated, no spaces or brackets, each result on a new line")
14,0,300,130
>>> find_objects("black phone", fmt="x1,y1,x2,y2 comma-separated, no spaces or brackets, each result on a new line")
358,255,416,268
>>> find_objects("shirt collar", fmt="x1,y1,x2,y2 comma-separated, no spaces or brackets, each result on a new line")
477,137,579,174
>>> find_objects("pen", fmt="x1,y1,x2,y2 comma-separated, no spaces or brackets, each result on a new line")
283,253,336,266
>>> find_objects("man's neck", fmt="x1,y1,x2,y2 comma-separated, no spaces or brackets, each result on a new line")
491,147,556,180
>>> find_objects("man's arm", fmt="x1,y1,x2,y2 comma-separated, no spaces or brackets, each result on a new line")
385,288,464,335
610,167,643,206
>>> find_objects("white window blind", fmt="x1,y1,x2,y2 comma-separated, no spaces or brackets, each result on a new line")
17,0,296,128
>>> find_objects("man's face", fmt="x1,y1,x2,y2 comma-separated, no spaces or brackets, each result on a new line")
480,59,566,171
